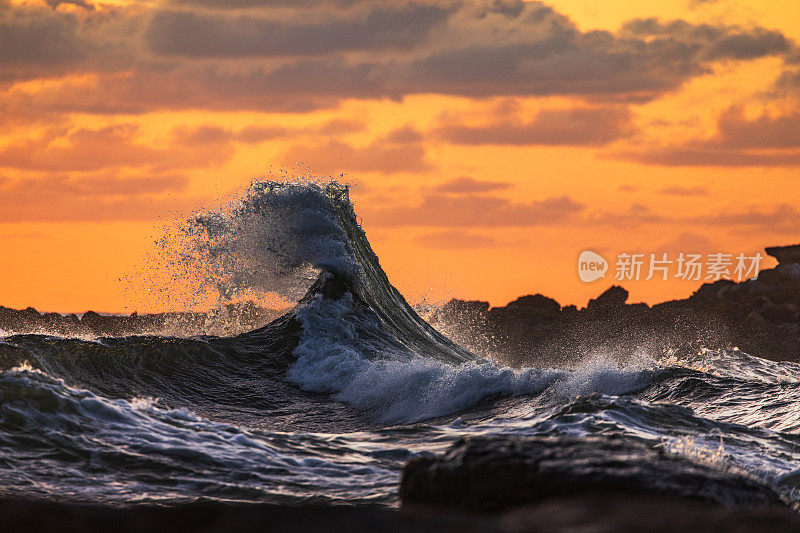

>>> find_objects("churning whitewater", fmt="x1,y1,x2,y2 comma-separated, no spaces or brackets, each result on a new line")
1,182,800,507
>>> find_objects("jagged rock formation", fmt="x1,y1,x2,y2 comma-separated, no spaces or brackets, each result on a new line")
766,244,800,265
433,245,800,365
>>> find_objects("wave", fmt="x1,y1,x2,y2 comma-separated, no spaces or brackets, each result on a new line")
0,364,402,504
0,181,665,425
3,180,800,507
230,183,659,422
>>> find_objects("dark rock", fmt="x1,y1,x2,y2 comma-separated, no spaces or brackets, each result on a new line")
505,294,560,315
625,302,651,313
0,303,281,337
761,303,797,324
3,495,800,533
766,244,800,265
756,268,782,286
561,304,578,317
79,311,107,335
400,435,785,512
691,279,735,301
586,285,628,313
441,299,490,320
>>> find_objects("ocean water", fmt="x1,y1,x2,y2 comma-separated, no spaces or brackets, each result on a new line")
1,182,799,507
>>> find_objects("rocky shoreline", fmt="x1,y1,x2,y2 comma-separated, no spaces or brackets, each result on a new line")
0,301,281,338
4,244,800,367
432,244,800,365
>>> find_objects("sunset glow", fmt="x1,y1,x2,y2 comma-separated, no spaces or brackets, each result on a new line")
2,0,798,312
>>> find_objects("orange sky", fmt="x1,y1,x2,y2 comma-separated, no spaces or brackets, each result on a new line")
1,0,799,313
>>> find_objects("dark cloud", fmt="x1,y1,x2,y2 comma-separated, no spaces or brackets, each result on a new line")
436,106,633,146
2,1,796,111
0,4,85,68
362,194,584,227
431,177,512,194
621,18,791,61
0,3,138,83
146,3,454,57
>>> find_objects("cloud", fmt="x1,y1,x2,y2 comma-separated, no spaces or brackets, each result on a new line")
0,4,86,69
712,106,800,149
46,0,95,11
167,0,378,8
0,124,234,172
620,106,800,167
362,194,584,227
431,177,512,194
168,118,368,147
688,204,800,229
621,18,791,61
774,68,800,95
170,124,289,146
591,202,800,233
0,174,198,222
1,1,796,112
0,2,139,84
591,204,666,227
655,232,714,254
436,106,633,146
416,230,500,249
54,174,189,196
383,125,424,144
623,149,800,167
146,3,455,57
279,139,431,174
659,185,709,196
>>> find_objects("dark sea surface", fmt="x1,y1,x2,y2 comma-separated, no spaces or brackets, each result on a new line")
1,182,799,508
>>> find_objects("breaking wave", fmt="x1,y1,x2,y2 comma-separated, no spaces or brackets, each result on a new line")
1,180,800,507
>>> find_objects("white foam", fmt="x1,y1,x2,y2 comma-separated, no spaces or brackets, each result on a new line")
286,292,658,424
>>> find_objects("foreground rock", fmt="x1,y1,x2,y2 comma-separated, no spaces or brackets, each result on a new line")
401,435,786,512
3,494,799,533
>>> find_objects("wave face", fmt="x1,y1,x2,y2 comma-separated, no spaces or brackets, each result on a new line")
2,181,800,507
